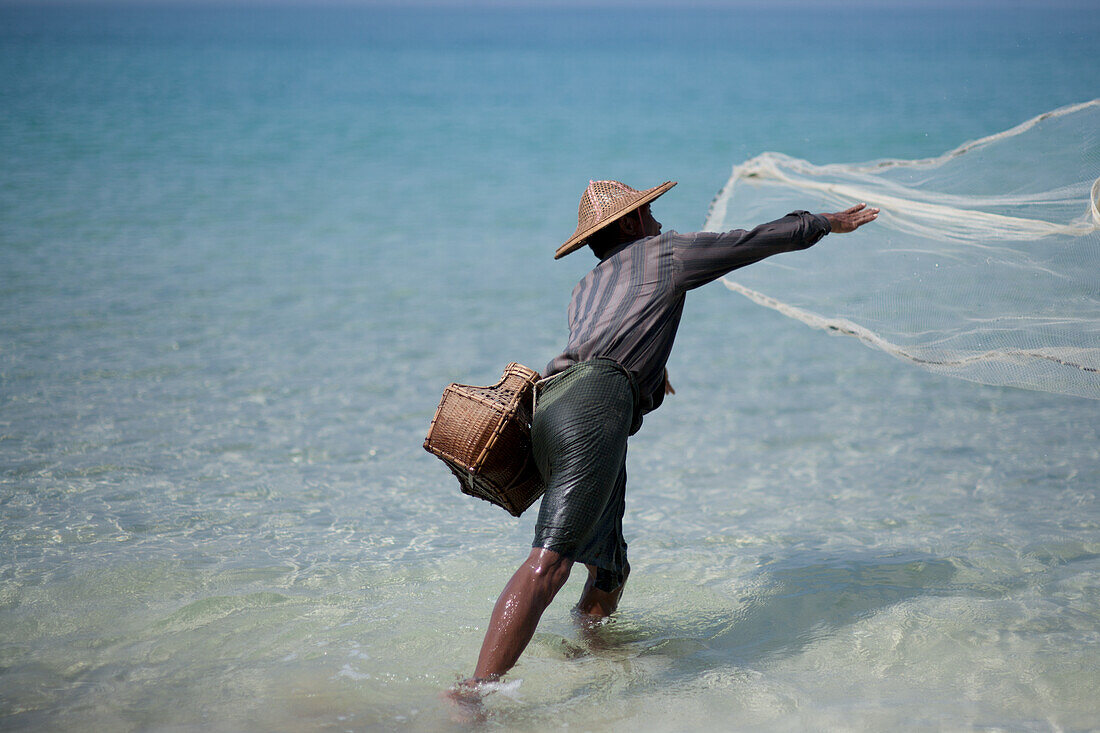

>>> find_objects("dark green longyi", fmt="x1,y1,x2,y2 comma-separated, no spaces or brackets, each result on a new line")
531,358,639,592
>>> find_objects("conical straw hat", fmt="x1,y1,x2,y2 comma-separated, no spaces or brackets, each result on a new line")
555,179,677,259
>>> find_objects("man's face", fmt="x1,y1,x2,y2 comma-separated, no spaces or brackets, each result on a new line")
640,204,662,236
630,203,662,238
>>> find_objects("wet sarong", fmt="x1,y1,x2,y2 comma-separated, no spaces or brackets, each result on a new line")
531,358,639,592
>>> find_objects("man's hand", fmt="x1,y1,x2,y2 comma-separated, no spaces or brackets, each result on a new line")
823,203,879,234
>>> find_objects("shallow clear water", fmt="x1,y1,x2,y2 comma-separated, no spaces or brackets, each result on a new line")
2,4,1099,731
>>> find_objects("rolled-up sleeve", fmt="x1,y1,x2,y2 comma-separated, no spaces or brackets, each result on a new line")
672,211,830,291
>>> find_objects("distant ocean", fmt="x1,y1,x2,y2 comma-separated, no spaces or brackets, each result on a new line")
2,4,1099,731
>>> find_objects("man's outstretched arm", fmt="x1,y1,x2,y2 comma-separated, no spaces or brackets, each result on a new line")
674,203,878,292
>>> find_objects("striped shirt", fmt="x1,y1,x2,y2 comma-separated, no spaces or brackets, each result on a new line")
544,210,831,417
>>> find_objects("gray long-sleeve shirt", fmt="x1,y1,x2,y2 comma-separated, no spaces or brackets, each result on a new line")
544,210,831,416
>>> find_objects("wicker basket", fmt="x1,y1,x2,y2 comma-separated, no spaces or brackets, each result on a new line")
424,363,545,517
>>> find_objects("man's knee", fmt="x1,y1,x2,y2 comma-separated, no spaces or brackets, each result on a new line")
525,547,573,596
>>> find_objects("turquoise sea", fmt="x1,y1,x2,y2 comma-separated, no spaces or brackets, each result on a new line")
2,3,1099,730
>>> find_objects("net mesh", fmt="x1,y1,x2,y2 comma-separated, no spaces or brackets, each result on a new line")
705,100,1100,400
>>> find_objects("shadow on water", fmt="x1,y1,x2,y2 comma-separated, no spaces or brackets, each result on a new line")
708,552,956,663
461,551,964,726
582,550,958,684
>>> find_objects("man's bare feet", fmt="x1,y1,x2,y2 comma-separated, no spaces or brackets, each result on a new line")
443,678,491,724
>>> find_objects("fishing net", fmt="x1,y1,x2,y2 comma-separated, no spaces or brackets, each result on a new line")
706,100,1100,400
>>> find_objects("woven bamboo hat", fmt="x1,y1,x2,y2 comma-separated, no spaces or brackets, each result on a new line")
555,179,677,259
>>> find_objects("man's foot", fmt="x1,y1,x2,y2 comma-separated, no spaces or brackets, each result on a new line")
442,678,491,724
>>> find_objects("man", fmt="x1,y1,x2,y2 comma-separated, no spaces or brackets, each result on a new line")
456,179,878,694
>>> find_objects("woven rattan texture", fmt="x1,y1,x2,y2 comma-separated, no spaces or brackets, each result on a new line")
424,363,545,517
556,179,676,259
577,180,642,234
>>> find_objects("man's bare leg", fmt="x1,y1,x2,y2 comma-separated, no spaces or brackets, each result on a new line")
447,548,572,719
575,562,629,617
467,547,574,681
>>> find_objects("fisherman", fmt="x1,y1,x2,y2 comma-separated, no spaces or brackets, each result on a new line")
455,179,878,696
